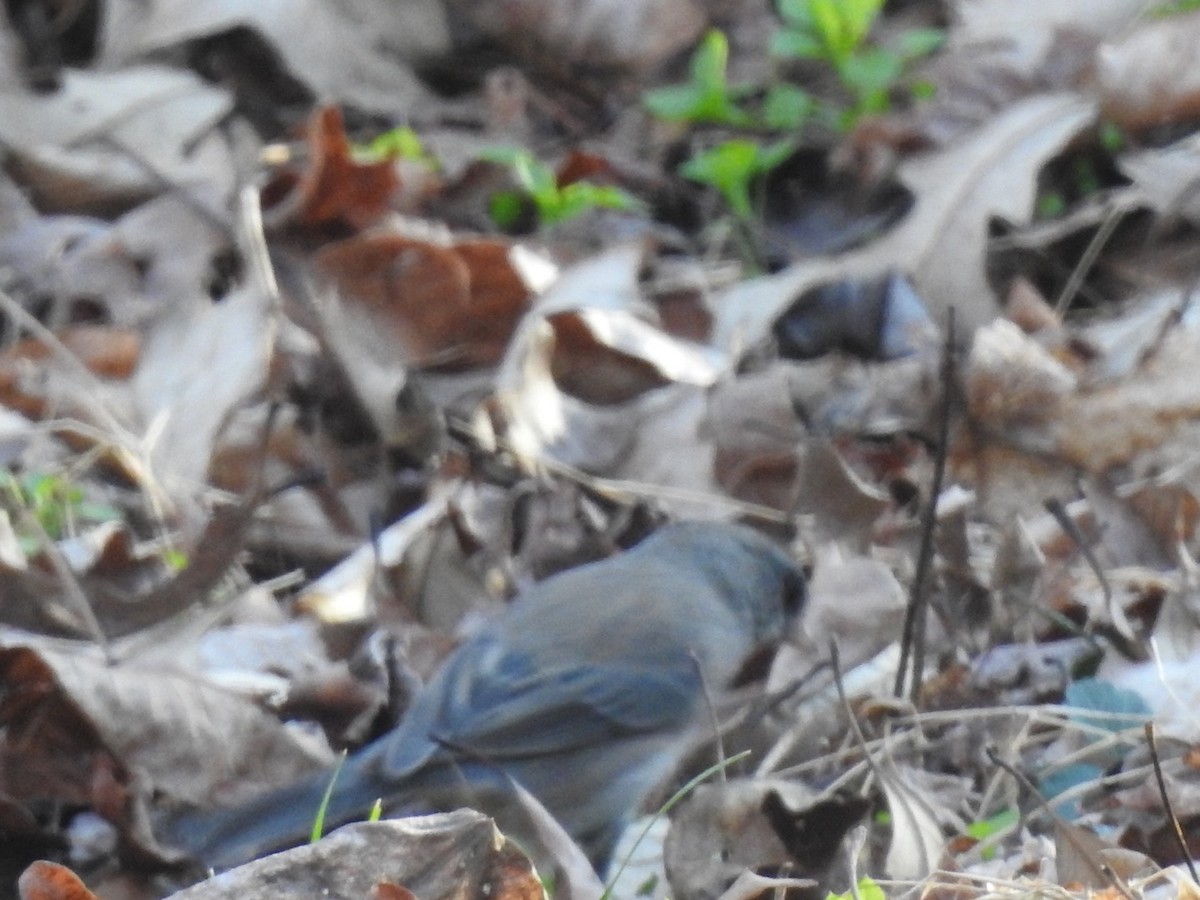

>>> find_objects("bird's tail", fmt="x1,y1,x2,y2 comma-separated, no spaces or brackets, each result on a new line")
163,760,388,872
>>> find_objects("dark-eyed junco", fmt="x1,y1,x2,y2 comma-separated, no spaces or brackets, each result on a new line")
167,520,805,873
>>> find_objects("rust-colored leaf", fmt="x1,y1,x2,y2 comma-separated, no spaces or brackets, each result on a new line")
265,105,399,230
18,861,99,900
316,233,530,369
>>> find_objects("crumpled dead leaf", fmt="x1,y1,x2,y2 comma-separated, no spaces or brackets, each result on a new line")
100,0,445,121
161,812,543,900
0,66,236,213
0,643,334,811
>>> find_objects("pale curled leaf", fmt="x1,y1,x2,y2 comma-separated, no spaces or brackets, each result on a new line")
888,92,1097,333
880,763,946,881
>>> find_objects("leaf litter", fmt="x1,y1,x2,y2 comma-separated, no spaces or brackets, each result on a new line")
4,0,1200,898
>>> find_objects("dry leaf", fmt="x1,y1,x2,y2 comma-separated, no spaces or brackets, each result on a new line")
451,0,707,74
100,0,444,120
1097,11,1200,130
0,66,235,213
18,861,99,900
0,644,334,810
162,813,541,900
265,106,399,230
886,93,1097,333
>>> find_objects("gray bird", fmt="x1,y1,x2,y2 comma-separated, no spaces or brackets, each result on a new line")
166,521,805,873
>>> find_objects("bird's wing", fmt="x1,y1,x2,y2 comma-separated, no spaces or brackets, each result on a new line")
422,656,700,761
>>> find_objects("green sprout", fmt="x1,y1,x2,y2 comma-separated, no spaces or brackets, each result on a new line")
964,807,1018,860
0,469,121,554
762,82,817,129
772,0,944,125
356,126,436,165
826,877,886,900
642,30,755,126
1152,0,1200,13
680,138,795,220
481,147,644,228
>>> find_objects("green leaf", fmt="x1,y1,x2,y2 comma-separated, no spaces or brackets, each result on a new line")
965,807,1018,859
1099,120,1125,152
477,145,524,167
364,126,427,161
826,877,886,900
841,0,884,44
759,138,798,170
481,146,644,227
770,28,824,59
691,28,730,90
636,875,658,896
311,751,349,843
643,30,752,124
841,48,903,97
680,139,794,219
911,79,937,100
763,83,815,129
162,548,189,571
543,182,643,224
75,500,122,524
643,82,710,120
1037,191,1066,219
897,27,946,60
489,190,526,228
808,0,851,60
777,0,814,28
501,152,555,201
682,140,760,218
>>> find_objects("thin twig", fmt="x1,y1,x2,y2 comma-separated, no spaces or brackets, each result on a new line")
895,308,956,702
1145,722,1198,883
986,747,1138,900
1053,203,1128,316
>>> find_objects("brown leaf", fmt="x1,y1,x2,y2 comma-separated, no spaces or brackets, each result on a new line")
18,861,99,900
314,233,530,371
316,233,470,358
371,883,417,900
0,644,333,811
265,106,399,231
547,311,672,404
162,813,542,900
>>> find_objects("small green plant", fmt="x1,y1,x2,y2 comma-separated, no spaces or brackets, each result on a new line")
0,469,121,553
772,0,943,125
1152,0,1200,14
310,751,349,843
964,807,1018,861
162,547,189,572
762,82,817,129
356,126,436,166
826,877,886,900
644,30,817,131
680,138,795,220
481,147,644,228
642,30,755,126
